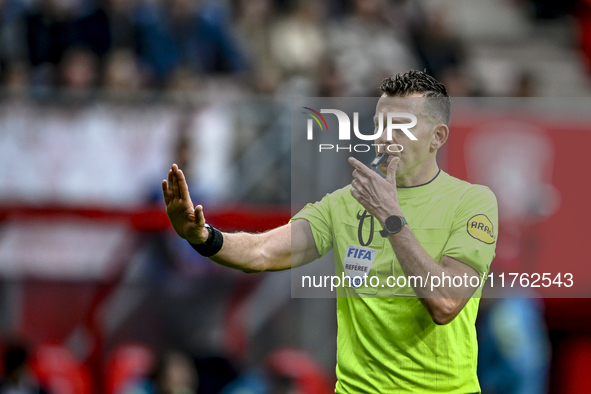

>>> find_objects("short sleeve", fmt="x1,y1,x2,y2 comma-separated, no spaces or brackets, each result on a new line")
443,186,498,276
290,194,334,258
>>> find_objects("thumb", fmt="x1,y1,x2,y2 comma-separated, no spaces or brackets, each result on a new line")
385,156,400,184
195,205,206,226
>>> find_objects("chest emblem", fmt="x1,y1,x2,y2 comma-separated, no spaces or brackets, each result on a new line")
356,210,375,246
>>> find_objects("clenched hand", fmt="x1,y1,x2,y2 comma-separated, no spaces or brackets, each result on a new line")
348,156,403,225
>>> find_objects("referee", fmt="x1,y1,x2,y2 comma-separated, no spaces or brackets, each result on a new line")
162,70,498,393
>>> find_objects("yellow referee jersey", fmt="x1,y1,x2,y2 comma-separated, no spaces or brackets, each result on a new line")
292,170,498,393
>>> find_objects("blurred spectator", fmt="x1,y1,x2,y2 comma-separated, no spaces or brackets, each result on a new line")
193,357,237,394
438,66,476,97
125,350,198,394
159,352,198,394
106,343,156,394
220,369,268,394
105,0,139,51
327,0,416,96
26,0,110,89
103,0,145,89
221,348,333,394
104,48,142,92
0,343,48,394
233,0,276,72
409,5,467,87
513,70,537,97
477,297,551,394
2,61,29,91
0,0,29,87
317,55,345,97
404,2,482,96
233,0,282,93
59,46,99,89
269,0,327,94
134,0,246,88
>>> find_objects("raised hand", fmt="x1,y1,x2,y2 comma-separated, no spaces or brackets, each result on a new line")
162,164,209,244
348,156,403,225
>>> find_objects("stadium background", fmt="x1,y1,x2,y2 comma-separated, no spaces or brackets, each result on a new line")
1,0,591,393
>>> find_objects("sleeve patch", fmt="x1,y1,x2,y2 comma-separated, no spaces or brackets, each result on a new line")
467,214,496,244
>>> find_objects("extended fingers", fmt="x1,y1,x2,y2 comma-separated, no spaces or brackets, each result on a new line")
352,166,369,182
166,169,176,200
385,156,400,184
166,164,193,203
176,168,192,202
348,157,371,175
162,180,171,205
171,164,181,199
195,204,205,226
352,167,373,191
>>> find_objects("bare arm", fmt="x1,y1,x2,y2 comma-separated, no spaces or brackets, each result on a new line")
162,164,319,273
385,227,478,324
208,219,320,272
349,157,478,325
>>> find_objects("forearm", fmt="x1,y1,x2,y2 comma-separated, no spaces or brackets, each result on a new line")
346,156,478,324
163,165,315,272
387,227,474,324
207,229,289,273
205,220,318,273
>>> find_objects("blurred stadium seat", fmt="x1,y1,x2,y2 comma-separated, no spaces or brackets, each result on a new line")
29,343,93,394
266,348,334,394
104,343,155,394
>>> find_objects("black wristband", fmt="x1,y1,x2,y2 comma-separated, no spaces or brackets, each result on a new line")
189,225,223,257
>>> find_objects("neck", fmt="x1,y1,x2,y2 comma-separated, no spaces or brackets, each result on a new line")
395,157,440,187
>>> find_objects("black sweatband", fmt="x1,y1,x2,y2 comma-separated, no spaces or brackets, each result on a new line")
189,225,223,257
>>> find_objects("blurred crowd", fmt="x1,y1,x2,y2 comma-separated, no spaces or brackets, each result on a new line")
2,0,591,98
0,1,584,393
0,340,335,394
0,0,479,97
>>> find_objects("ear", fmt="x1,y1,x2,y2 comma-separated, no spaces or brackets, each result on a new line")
430,124,449,151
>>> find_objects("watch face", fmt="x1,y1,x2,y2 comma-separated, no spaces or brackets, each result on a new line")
385,216,403,233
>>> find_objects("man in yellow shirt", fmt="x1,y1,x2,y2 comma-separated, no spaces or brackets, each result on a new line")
162,70,497,393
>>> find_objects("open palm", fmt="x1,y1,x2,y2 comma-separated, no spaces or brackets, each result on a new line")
162,164,208,244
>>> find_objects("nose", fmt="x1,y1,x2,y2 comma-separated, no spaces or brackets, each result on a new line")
375,126,398,154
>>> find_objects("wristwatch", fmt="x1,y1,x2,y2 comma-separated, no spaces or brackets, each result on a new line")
379,215,408,237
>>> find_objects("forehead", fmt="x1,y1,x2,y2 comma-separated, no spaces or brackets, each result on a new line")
375,94,425,118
